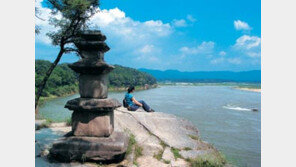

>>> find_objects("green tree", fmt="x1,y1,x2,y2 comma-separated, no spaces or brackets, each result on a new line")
35,0,100,112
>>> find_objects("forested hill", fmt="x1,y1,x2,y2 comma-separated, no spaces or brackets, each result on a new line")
35,60,157,97
139,68,261,83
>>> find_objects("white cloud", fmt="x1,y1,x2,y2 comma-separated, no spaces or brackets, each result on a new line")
233,35,261,57
180,41,215,55
172,19,187,27
135,45,160,62
139,45,154,54
228,58,241,64
186,15,196,22
35,0,61,44
219,51,226,56
89,8,173,41
234,20,251,31
35,0,173,47
211,57,224,64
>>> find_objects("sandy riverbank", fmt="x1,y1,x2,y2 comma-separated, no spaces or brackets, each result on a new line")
236,87,261,93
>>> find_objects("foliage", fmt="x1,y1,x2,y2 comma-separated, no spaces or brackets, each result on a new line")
109,64,157,87
46,0,99,48
35,60,78,97
35,0,100,110
35,60,157,98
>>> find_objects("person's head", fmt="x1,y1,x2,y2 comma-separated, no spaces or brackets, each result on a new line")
127,86,135,93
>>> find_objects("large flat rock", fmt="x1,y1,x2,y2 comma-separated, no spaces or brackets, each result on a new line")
115,107,199,150
38,107,224,167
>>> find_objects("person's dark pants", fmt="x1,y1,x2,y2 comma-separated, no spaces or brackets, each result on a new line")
130,100,151,112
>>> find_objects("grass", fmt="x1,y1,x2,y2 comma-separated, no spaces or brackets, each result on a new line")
66,117,72,126
133,144,143,166
36,119,53,130
97,163,105,167
125,133,143,166
153,140,167,161
153,149,164,161
171,147,182,160
186,152,227,167
184,147,192,151
188,134,199,141
81,154,87,163
164,160,171,164
133,161,138,166
126,134,136,156
134,144,143,159
160,140,168,148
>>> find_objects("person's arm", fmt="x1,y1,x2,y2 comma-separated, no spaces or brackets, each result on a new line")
132,97,142,107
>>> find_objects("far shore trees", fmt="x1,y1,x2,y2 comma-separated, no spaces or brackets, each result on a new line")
35,0,100,114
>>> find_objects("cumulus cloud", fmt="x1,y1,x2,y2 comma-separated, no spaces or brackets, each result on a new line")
139,45,154,54
210,57,224,64
134,44,161,62
233,35,261,57
179,41,215,55
234,20,251,31
172,19,187,27
35,0,173,47
35,0,174,68
90,9,173,38
219,51,226,56
228,58,241,64
186,15,196,22
35,0,61,44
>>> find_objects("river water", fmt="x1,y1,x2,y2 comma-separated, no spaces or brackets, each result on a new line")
38,85,261,167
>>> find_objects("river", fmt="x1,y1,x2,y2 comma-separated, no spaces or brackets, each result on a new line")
38,85,261,167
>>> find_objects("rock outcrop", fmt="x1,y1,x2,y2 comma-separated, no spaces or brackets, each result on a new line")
37,107,226,167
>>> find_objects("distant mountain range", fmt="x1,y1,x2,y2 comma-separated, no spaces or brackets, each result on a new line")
139,69,261,83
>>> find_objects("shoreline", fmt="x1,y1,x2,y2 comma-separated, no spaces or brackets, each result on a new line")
235,87,261,92
36,84,158,114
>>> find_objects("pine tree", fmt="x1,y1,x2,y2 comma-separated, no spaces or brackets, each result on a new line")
35,0,100,113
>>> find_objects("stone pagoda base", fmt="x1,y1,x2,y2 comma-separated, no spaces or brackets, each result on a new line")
65,98,121,137
49,132,128,162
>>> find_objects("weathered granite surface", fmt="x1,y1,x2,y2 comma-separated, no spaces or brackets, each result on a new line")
115,107,200,150
50,132,128,162
79,74,109,98
65,98,121,112
72,110,114,137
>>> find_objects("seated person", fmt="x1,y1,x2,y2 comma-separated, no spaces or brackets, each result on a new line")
124,86,155,112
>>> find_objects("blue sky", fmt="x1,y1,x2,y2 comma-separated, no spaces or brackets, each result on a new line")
35,0,261,72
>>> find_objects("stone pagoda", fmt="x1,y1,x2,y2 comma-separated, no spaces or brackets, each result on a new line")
50,30,128,162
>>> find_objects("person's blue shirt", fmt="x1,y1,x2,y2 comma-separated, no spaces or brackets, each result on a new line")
125,93,134,106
